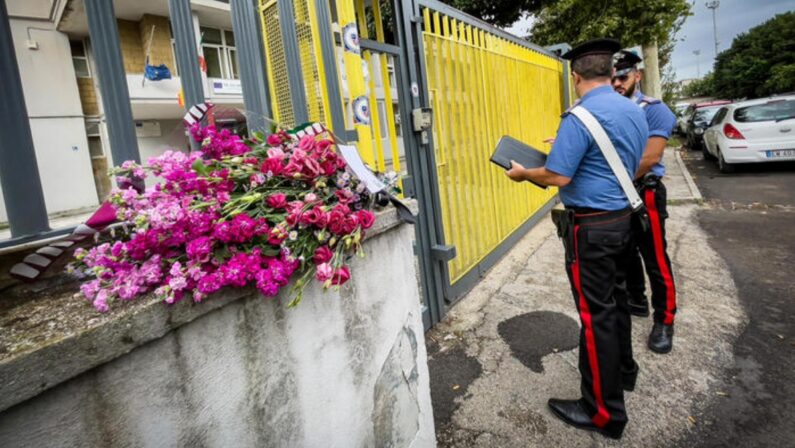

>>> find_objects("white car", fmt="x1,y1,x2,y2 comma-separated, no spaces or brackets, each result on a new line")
703,95,795,173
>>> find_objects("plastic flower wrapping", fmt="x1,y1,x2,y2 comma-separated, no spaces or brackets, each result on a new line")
70,123,386,312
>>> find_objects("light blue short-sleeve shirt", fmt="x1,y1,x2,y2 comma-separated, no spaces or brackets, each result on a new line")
546,85,649,211
633,91,677,177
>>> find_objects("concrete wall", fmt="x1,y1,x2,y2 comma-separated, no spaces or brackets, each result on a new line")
0,18,99,223
0,218,435,448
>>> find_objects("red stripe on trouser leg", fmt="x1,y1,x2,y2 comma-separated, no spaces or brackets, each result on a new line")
571,225,611,428
645,189,676,325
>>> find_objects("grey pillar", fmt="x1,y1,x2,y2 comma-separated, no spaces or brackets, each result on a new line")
230,0,272,135
84,0,140,165
168,0,204,112
0,0,50,237
313,0,346,134
277,0,308,125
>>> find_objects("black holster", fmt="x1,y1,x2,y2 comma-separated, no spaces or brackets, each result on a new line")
631,173,659,233
632,206,650,233
551,209,577,263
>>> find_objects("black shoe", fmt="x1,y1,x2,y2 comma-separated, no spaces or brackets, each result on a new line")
622,362,639,392
547,399,624,440
648,323,674,354
627,298,650,317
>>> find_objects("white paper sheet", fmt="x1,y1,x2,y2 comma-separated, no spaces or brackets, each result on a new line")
338,144,386,194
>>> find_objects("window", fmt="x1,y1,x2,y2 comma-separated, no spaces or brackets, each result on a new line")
735,100,795,123
693,106,721,125
70,40,90,78
200,26,239,80
710,107,728,126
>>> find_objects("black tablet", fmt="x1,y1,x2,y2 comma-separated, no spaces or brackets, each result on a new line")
490,135,549,189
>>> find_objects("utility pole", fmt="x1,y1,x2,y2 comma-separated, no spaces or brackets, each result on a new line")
693,50,701,78
706,1,720,58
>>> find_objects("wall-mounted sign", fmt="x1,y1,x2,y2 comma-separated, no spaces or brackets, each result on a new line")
352,95,370,125
212,79,243,95
411,82,420,98
342,23,360,54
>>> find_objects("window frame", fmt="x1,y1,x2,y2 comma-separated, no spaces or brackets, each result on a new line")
199,26,239,80
70,39,91,78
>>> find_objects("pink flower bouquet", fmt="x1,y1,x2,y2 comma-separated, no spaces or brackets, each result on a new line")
71,124,377,311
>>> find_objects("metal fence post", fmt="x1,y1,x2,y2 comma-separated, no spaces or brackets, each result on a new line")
85,0,141,165
0,0,50,238
277,0,308,125
393,0,448,326
230,0,273,135
168,0,204,151
313,0,346,135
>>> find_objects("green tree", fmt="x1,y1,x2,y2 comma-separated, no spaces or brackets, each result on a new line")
681,72,715,98
527,0,690,50
711,12,795,99
444,0,554,28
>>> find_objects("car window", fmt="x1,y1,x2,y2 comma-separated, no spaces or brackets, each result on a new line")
734,99,795,123
694,106,721,125
710,107,728,126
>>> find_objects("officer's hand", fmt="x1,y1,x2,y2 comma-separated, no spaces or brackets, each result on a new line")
505,160,526,183
543,137,556,144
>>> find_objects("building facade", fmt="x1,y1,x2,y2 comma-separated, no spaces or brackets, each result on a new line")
1,0,245,223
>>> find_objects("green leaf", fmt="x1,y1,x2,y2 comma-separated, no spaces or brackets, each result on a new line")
192,158,210,177
261,246,281,257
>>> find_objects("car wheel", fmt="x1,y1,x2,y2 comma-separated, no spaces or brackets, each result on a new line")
718,149,735,174
703,143,715,160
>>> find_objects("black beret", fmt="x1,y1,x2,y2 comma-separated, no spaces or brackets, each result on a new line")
614,50,643,75
561,38,622,62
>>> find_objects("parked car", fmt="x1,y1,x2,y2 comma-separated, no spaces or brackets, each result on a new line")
703,95,795,173
685,101,731,150
674,102,691,135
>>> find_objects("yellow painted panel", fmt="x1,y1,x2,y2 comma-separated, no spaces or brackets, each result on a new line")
421,7,563,283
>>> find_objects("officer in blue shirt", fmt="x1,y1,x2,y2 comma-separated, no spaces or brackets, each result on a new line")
506,38,648,440
612,50,679,354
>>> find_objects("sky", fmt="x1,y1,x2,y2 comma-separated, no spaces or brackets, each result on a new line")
504,0,795,81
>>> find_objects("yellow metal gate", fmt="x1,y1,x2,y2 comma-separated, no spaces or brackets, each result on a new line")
420,4,563,285
258,0,567,323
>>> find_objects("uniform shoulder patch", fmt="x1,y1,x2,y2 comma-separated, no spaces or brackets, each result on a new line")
639,96,661,105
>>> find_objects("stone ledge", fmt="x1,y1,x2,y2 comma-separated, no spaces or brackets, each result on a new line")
0,200,417,413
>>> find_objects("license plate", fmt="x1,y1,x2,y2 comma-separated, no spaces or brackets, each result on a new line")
765,149,795,158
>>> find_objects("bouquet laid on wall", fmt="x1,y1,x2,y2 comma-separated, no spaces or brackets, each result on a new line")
70,124,390,312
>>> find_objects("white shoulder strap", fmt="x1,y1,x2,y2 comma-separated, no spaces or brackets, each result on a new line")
569,106,643,211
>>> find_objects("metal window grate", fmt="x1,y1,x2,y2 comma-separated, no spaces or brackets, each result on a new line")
260,0,295,127
293,0,325,125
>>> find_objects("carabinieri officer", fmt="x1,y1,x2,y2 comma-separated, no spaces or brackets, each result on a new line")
506,39,648,439
612,50,679,353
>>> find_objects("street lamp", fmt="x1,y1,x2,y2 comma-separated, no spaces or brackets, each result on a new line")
706,1,720,58
693,50,701,78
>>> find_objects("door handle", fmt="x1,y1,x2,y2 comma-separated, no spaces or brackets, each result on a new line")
780,127,791,133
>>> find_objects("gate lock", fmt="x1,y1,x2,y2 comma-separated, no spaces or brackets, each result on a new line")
412,107,433,144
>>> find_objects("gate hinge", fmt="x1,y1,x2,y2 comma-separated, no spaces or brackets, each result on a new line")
431,244,456,261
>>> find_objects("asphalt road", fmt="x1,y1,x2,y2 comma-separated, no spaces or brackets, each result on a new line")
676,148,795,447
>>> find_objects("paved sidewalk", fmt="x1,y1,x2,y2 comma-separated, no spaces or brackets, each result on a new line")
427,147,746,447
